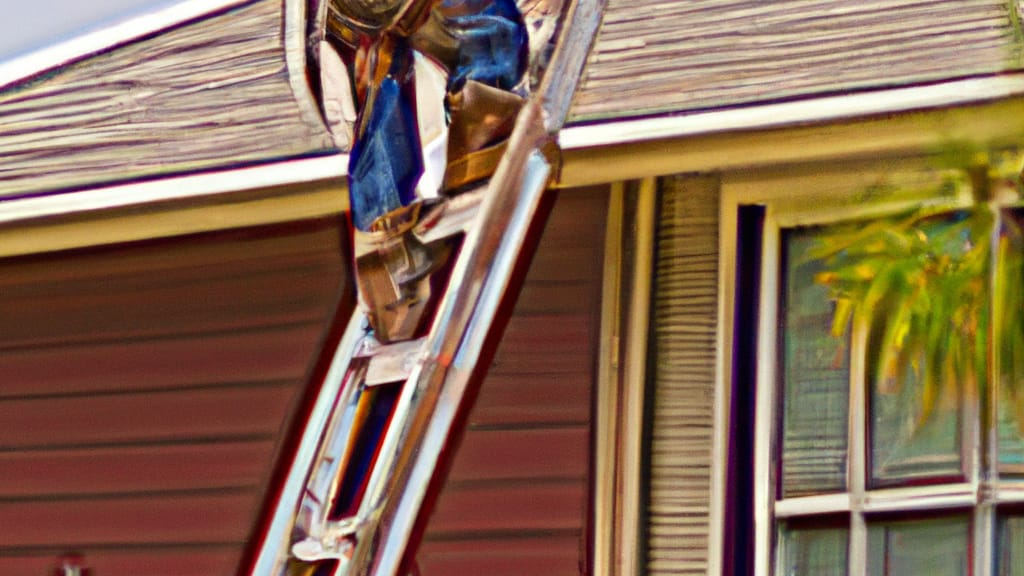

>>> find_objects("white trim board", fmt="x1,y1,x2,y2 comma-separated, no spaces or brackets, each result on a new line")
559,75,1024,151
0,153,348,226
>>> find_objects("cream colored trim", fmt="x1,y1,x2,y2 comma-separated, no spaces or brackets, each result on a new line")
709,182,740,576
0,0,250,89
557,93,1024,188
752,207,779,576
618,177,656,576
593,182,625,576
0,177,346,258
593,179,655,576
848,314,869,576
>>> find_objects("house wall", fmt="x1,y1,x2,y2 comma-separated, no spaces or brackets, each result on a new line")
417,186,609,575
0,217,347,575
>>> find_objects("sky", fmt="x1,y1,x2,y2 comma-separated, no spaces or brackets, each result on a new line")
0,0,182,63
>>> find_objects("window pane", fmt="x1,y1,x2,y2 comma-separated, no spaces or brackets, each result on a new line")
870,368,962,485
777,521,848,576
999,515,1024,576
780,228,850,497
866,210,980,486
997,396,1024,473
867,515,970,576
999,208,1024,473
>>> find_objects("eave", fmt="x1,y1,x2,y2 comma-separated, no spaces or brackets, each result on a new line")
556,74,1024,188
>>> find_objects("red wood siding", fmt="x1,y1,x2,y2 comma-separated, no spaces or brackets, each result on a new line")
0,218,346,575
418,187,608,575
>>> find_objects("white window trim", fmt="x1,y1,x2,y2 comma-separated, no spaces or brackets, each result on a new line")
557,81,1024,576
717,153,1024,576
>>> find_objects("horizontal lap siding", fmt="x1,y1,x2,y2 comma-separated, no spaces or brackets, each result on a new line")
0,441,275,498
647,176,719,575
418,188,608,575
0,0,334,198
0,384,296,449
467,373,591,426
0,327,325,398
417,536,582,576
0,548,240,576
0,493,256,548
571,0,1021,122
0,218,346,574
447,427,590,482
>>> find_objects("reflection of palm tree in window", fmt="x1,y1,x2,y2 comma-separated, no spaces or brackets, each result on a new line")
807,150,1024,440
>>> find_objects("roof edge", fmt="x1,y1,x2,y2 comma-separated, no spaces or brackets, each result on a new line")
0,0,250,90
0,153,348,227
559,74,1024,151
0,154,348,258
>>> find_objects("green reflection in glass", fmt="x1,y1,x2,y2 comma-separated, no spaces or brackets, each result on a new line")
997,393,1024,472
781,228,850,497
778,522,848,576
999,515,1024,576
867,516,970,576
870,361,961,485
999,208,1024,472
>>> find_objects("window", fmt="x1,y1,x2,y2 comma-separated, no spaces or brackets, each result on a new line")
724,155,1024,575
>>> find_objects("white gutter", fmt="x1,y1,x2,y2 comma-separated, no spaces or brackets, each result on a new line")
0,153,347,225
559,74,1024,150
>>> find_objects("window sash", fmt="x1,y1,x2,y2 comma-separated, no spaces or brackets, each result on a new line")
726,158,1024,576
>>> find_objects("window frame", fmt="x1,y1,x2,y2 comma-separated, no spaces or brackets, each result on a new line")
717,155,1024,576
559,83,1024,576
